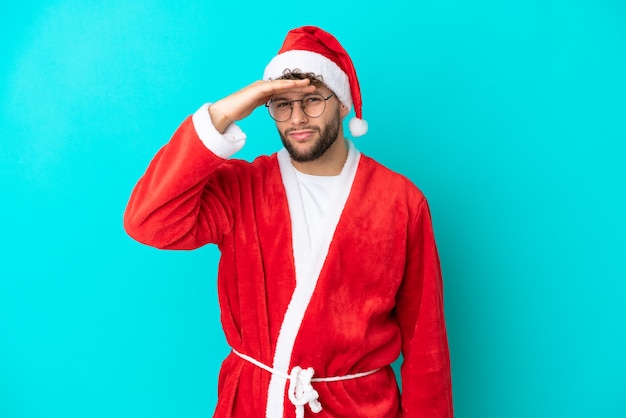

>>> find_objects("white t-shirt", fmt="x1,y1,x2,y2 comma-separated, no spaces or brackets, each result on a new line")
293,169,344,251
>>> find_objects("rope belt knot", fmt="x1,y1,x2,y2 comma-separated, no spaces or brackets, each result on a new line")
288,366,322,418
232,349,381,418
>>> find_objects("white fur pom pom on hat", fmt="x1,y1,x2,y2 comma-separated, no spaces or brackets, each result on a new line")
349,117,368,137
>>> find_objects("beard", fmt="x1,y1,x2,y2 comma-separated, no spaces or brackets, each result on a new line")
278,108,341,163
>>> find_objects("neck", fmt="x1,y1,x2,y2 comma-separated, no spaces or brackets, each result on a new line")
291,135,349,176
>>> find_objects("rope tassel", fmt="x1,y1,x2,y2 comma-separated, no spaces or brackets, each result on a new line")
288,366,323,417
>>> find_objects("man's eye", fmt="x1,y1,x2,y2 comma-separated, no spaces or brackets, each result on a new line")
274,101,290,109
304,96,321,103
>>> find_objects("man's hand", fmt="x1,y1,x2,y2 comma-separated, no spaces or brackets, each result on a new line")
209,79,316,133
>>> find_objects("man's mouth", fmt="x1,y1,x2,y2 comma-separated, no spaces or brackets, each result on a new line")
287,129,317,142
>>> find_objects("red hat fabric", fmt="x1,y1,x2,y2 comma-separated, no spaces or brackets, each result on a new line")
263,26,368,137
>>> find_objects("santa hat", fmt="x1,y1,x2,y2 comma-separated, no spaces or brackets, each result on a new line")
263,26,368,137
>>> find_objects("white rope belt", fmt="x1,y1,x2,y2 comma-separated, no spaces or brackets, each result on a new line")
232,349,381,418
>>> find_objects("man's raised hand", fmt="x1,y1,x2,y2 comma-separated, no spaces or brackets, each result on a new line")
209,79,316,133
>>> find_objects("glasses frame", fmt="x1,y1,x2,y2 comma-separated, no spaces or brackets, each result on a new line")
265,93,335,122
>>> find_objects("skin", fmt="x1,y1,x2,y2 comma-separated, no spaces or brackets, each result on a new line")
209,79,350,176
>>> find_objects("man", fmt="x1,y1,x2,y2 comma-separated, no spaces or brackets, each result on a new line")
124,26,453,418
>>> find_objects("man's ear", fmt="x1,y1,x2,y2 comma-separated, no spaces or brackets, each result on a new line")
340,104,350,118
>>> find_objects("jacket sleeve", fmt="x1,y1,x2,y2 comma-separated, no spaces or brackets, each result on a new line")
123,104,246,250
396,197,453,417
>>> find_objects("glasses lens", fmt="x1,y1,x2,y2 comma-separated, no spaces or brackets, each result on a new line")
269,99,291,122
302,94,326,118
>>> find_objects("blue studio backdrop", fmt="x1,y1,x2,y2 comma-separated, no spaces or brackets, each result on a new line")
1,1,625,417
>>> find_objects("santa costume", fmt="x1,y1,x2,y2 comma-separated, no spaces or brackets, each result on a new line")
124,26,453,418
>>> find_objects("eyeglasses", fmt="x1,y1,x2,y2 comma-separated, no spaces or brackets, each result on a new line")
265,93,335,122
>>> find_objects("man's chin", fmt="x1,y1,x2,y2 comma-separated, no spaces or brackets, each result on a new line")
286,146,319,163
282,137,319,162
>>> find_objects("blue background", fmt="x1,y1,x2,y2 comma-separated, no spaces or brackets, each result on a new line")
1,1,625,417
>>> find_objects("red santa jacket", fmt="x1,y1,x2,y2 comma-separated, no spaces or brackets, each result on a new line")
124,111,453,418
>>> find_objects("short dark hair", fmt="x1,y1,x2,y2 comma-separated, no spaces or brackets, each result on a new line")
277,69,325,88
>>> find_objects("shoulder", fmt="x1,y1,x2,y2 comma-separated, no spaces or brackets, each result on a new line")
357,153,426,204
215,153,278,171
211,153,280,185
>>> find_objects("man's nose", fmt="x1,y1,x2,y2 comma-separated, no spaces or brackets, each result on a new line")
290,101,308,124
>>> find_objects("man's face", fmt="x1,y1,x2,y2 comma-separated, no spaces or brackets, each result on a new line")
274,86,345,163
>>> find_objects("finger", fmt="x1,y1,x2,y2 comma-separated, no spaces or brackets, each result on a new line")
246,81,315,108
260,79,316,95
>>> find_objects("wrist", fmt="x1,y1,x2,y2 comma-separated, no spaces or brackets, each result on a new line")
208,104,233,134
193,103,246,158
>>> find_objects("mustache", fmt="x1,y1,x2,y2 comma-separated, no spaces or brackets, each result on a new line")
284,126,320,134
